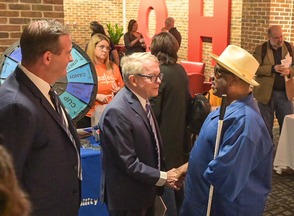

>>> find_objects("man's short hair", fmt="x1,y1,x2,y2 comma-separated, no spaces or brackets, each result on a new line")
120,52,159,84
20,19,70,65
165,17,175,28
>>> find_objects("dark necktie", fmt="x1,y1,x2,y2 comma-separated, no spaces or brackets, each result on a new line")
49,88,82,180
146,100,161,169
49,89,66,124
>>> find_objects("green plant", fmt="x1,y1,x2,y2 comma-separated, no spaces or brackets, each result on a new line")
106,23,124,45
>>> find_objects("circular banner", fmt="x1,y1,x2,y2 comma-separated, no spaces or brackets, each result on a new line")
0,41,97,123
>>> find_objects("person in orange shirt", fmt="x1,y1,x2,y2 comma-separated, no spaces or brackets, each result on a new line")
76,33,124,128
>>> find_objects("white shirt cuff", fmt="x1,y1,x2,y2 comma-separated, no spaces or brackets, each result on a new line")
155,171,167,186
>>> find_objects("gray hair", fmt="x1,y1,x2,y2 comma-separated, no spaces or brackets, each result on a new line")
120,52,159,84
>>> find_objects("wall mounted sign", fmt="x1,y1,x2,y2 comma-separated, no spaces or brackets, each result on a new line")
137,0,231,62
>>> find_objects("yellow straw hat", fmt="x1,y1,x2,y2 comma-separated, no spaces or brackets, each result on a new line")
210,45,259,86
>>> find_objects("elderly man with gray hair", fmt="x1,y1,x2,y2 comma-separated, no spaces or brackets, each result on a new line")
99,52,179,216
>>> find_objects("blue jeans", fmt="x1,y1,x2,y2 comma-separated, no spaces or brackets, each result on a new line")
258,90,293,140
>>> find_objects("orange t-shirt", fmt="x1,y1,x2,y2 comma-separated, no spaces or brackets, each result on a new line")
86,63,124,117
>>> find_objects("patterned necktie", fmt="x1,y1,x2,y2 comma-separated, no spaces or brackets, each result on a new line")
49,88,82,180
49,89,66,124
146,100,161,169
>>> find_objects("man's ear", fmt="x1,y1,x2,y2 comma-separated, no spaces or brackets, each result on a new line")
42,51,52,65
128,75,138,87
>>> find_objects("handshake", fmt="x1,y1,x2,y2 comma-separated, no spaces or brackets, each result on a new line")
165,163,188,190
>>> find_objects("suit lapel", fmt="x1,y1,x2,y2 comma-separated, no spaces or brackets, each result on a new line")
267,43,275,65
282,43,289,58
123,87,164,167
124,87,152,132
14,68,77,143
267,42,289,65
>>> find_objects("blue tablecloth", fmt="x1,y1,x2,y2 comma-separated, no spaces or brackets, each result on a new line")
78,137,109,216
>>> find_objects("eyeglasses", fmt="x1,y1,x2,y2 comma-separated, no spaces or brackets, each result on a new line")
214,66,233,79
98,45,110,51
136,73,164,83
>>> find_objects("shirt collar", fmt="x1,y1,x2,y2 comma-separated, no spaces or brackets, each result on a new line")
129,89,148,111
19,63,51,97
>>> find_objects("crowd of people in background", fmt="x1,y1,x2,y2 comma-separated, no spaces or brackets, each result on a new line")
0,16,292,216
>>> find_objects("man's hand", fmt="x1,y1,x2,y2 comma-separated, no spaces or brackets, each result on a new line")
174,163,189,188
176,163,188,179
274,64,290,76
165,168,180,190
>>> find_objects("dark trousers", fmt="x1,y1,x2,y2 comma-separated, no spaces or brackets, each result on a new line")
258,90,293,140
162,186,184,216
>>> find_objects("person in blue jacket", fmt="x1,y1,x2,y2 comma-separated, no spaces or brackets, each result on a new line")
179,45,273,216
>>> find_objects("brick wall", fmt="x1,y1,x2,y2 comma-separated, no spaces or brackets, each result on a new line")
62,0,244,80
2,0,294,81
242,0,294,54
0,0,64,54
63,0,123,50
202,0,243,79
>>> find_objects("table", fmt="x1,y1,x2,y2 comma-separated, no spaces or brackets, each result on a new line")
273,114,294,174
79,137,109,216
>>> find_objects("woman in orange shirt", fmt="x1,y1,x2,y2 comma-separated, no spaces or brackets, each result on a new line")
77,33,124,128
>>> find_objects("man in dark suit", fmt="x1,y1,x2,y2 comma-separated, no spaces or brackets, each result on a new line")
165,17,182,48
0,20,81,216
99,52,179,216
